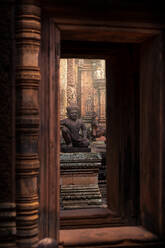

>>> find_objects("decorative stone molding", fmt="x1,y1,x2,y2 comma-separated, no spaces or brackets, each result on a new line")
93,79,106,125
60,59,68,119
16,2,40,247
78,62,94,123
60,152,103,209
67,59,77,106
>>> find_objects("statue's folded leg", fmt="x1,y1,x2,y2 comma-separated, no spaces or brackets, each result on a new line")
61,126,72,146
73,137,89,147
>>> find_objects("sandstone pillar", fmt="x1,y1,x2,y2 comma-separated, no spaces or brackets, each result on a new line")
60,59,68,119
16,2,40,247
93,60,106,126
67,59,77,106
78,62,94,125
98,82,106,125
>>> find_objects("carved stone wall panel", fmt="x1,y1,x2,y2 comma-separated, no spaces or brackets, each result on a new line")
16,2,40,247
94,80,106,125
0,3,16,248
60,59,68,119
67,59,77,105
60,152,103,209
79,64,94,124
93,60,106,126
93,88,99,115
60,59,106,127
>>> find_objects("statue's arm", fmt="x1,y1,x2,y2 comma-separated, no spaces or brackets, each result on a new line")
60,119,66,127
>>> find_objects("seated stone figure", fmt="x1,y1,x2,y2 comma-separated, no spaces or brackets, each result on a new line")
61,105,89,148
91,112,106,142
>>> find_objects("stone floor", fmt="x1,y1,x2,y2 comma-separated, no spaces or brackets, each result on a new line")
60,226,158,247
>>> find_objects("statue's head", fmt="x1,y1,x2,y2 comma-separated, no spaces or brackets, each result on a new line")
66,104,79,121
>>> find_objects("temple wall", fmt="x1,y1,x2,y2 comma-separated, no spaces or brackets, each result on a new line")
0,2,16,247
79,62,94,123
60,59,106,127
60,59,68,119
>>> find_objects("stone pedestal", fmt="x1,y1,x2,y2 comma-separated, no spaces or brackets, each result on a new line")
61,146,91,153
60,152,103,209
91,141,106,153
91,141,107,206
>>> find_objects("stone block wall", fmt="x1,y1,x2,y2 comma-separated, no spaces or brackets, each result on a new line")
0,1,16,247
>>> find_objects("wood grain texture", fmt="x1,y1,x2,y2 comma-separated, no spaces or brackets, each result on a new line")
107,46,140,224
39,17,60,241
140,34,165,236
41,0,165,30
59,25,159,44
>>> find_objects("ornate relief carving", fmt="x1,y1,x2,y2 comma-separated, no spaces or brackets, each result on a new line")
93,61,105,80
60,59,106,126
93,60,106,125
93,79,106,125
60,59,68,119
16,2,40,247
60,153,103,209
67,86,77,106
67,59,77,105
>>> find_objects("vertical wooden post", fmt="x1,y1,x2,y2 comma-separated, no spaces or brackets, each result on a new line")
15,1,41,247
39,17,60,240
140,33,165,236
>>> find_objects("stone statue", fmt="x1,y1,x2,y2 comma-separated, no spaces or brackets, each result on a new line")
91,112,106,142
60,105,89,148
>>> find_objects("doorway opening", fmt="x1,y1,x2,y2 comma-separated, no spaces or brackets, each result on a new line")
40,23,141,231
60,58,107,210
39,15,163,240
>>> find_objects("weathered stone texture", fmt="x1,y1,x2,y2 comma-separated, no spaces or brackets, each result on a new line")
15,2,41,247
60,152,103,209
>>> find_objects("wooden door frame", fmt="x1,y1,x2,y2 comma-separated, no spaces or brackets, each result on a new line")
39,12,165,241
59,44,140,229
39,17,60,240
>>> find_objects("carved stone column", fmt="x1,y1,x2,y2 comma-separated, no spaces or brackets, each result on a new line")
67,59,77,106
98,81,106,125
16,2,40,247
78,62,94,126
60,59,68,119
93,60,106,126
